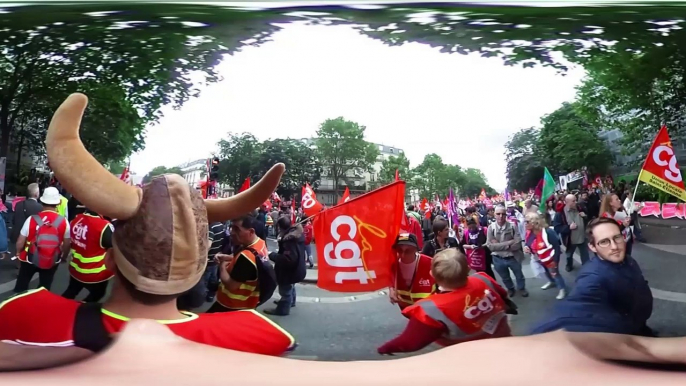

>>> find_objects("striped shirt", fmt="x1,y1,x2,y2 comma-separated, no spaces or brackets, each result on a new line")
208,222,225,261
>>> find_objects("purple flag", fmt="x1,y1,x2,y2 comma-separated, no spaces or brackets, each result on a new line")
448,188,459,226
504,190,511,202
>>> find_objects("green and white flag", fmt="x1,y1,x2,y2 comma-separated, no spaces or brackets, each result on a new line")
540,167,556,214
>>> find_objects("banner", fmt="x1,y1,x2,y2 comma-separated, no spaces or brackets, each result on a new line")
314,181,405,293
301,183,323,217
638,126,686,201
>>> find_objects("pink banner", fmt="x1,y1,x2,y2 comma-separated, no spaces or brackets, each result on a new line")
638,201,686,219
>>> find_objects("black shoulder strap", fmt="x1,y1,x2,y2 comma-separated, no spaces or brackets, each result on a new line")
73,302,112,353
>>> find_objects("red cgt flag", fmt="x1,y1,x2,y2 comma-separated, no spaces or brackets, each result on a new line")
238,177,251,193
315,181,405,293
638,125,686,201
338,187,351,205
301,183,324,218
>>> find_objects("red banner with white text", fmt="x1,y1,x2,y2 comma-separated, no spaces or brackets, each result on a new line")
638,126,686,201
314,181,405,292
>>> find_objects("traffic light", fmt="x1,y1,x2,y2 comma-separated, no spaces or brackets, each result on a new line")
209,157,219,181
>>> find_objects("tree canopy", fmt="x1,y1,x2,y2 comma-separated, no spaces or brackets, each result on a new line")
409,153,495,199
143,165,184,183
314,117,380,196
505,102,612,191
216,133,322,196
0,3,285,165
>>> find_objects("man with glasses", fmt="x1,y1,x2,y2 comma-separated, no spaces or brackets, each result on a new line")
486,205,528,297
530,217,654,336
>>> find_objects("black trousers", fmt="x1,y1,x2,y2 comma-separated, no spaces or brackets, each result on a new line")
14,262,59,293
206,302,238,313
62,276,109,302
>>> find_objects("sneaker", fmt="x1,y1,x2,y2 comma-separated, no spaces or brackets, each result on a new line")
556,289,566,300
507,289,516,297
520,289,529,297
541,282,555,290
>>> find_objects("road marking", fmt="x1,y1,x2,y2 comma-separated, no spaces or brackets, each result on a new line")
273,289,386,304
286,355,318,360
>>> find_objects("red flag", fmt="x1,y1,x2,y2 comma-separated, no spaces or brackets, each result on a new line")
338,187,351,205
638,125,686,201
394,169,399,181
263,200,272,212
314,181,406,292
301,183,324,218
238,177,251,193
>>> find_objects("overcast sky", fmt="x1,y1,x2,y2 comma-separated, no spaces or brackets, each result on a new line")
130,22,585,191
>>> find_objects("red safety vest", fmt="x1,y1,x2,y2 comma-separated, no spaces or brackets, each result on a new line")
216,238,268,310
395,253,435,310
18,210,67,264
69,213,114,284
530,230,556,268
0,288,295,357
404,273,511,346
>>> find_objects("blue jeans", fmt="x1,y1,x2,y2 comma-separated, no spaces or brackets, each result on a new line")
203,263,219,298
276,284,296,315
304,244,313,265
543,265,567,291
492,255,526,291
565,243,590,267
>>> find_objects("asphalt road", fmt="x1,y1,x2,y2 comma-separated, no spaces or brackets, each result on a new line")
2,237,686,360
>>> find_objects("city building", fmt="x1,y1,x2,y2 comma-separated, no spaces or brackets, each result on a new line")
175,158,233,196
599,128,686,178
300,138,405,206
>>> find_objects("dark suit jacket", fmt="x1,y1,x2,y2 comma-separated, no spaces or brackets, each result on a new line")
11,198,43,242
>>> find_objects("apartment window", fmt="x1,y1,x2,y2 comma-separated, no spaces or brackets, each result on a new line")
378,145,384,151
390,148,394,153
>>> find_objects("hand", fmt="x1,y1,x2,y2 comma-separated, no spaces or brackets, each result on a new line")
215,253,233,264
623,218,631,227
579,212,586,218
388,288,399,304
570,222,578,230
523,246,531,254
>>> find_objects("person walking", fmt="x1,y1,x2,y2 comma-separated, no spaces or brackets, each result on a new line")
486,205,528,297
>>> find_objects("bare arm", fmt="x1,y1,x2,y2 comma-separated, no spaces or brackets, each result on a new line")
0,342,93,371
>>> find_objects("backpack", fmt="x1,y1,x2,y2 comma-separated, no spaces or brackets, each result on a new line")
244,246,277,307
28,214,65,269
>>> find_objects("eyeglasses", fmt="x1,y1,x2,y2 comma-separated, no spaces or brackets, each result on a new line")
596,234,625,248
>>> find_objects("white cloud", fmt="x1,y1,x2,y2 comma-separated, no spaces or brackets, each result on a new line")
130,22,585,191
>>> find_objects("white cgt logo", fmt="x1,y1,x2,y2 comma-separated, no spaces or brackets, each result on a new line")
302,188,316,209
323,215,376,284
653,145,683,184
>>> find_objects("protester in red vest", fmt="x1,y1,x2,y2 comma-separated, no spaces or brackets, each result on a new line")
13,186,71,294
379,248,512,354
389,233,435,311
524,212,567,300
61,204,114,302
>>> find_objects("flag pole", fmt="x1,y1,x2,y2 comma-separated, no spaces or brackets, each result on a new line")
629,169,643,213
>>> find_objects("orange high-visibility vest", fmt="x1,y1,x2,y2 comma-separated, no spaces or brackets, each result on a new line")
216,238,268,310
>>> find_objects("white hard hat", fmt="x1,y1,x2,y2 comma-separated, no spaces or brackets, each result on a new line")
40,187,61,205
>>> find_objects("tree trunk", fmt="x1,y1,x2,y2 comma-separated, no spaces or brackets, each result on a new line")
15,131,25,181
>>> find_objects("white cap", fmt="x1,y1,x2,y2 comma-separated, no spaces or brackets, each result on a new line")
40,187,61,206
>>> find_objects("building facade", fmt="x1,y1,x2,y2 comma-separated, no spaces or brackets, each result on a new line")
175,158,233,197
599,128,686,178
